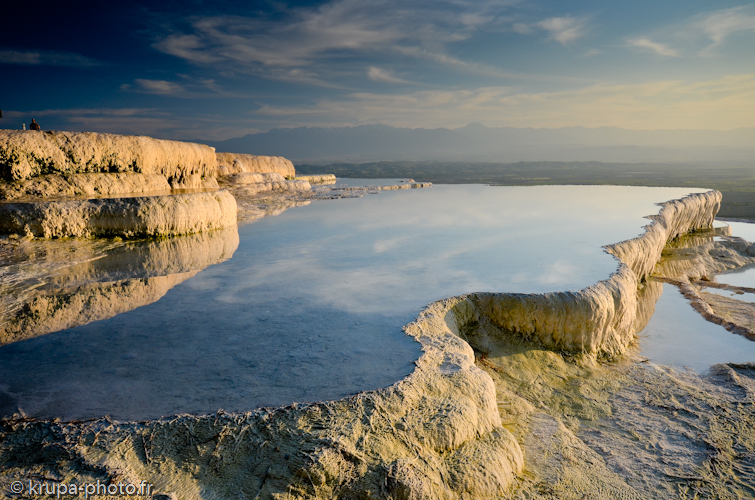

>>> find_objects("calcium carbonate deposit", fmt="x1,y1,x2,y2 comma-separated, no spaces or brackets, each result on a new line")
2,172,755,499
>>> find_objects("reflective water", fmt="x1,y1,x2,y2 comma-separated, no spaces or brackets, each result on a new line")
0,184,710,421
638,284,755,372
716,264,755,288
703,287,755,303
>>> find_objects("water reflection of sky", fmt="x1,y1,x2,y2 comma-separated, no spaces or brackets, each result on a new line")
0,184,710,421
639,284,755,373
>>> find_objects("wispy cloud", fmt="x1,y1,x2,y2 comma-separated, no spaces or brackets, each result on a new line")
154,0,520,83
252,74,755,130
690,5,755,55
626,5,755,58
626,37,680,57
0,49,99,67
367,67,410,84
536,16,588,45
122,79,185,95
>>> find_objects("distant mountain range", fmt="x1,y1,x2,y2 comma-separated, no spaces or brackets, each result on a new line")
195,123,755,164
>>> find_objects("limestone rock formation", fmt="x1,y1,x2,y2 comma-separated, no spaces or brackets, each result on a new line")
0,188,726,500
295,174,336,184
221,172,311,196
216,152,295,178
0,190,237,238
0,130,216,187
445,190,723,359
0,288,524,500
605,190,722,281
0,172,175,201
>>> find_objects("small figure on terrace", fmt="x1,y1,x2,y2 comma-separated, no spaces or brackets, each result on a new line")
29,119,40,131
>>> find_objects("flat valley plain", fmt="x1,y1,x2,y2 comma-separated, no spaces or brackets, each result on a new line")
297,161,755,220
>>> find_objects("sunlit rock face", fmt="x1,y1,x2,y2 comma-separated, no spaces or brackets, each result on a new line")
0,130,216,186
0,226,239,346
0,190,237,238
605,190,722,281
295,174,336,184
216,152,296,177
458,190,724,359
0,172,173,201
221,172,311,196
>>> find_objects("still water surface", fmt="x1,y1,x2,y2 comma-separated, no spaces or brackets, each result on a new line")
0,184,733,421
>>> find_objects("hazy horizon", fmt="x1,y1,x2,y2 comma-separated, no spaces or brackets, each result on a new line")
2,1,755,141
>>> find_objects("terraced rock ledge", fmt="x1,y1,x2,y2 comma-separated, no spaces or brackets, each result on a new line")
0,189,731,500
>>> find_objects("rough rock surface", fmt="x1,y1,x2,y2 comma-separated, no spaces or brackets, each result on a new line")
605,190,721,281
0,190,237,238
457,190,722,359
0,172,172,201
221,172,311,196
0,131,217,186
295,174,336,184
650,226,755,340
216,152,295,178
0,294,524,500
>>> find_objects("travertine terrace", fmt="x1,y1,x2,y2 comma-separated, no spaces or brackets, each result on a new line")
216,152,296,178
0,131,239,238
0,186,731,500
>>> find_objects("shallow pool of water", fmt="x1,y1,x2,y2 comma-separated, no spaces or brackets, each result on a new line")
638,283,755,372
0,184,711,421
703,287,755,303
716,264,755,289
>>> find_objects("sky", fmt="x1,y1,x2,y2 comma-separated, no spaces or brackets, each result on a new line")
2,0,755,140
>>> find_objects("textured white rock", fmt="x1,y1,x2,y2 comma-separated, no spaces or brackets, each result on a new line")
461,190,723,359
295,174,336,184
0,172,172,200
221,172,311,196
605,190,722,281
0,130,217,185
216,152,296,177
0,190,237,238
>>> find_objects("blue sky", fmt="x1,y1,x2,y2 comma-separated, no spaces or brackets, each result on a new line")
2,0,754,140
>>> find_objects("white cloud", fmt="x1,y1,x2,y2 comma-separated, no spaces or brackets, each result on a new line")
512,22,533,35
690,6,755,55
626,37,680,57
124,79,185,95
0,49,99,67
536,16,588,45
629,6,755,58
154,0,518,81
367,67,410,84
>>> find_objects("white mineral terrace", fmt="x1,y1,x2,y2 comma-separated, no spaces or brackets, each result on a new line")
2,181,751,500
0,184,717,422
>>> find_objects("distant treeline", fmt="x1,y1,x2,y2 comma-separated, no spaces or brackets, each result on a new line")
297,161,755,220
